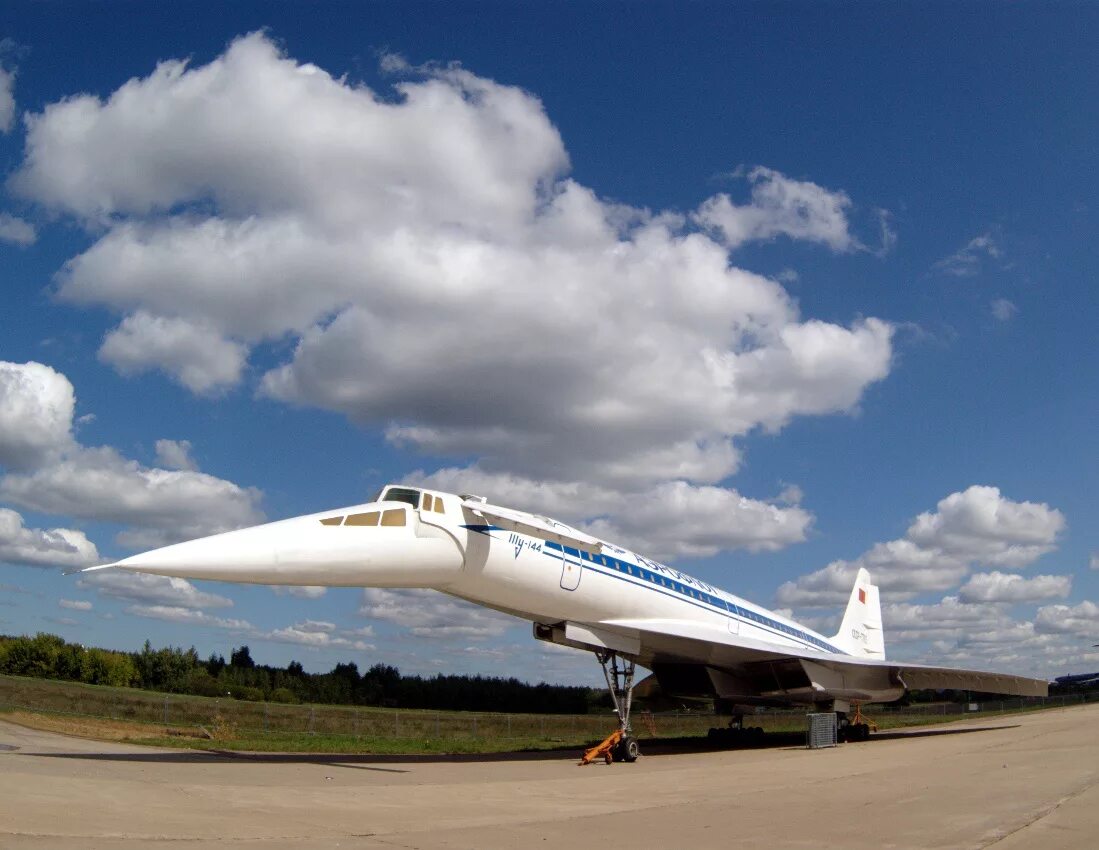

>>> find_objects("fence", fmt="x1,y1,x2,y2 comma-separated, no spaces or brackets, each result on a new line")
1,674,1095,743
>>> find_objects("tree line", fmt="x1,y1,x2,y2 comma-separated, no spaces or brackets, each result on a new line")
0,633,599,713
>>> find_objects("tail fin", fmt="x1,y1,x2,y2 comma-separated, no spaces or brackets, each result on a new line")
830,567,885,659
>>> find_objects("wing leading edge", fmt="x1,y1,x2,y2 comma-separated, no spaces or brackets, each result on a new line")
592,616,1048,701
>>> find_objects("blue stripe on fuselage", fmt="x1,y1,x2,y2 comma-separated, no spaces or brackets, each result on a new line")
542,540,840,654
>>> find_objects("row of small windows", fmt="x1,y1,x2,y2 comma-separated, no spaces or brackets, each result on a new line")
548,540,835,652
319,509,406,527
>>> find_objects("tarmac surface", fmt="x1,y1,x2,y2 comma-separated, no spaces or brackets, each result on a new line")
2,705,1098,849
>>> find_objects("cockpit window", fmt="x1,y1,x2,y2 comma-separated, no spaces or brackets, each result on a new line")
345,511,380,527
422,493,434,511
380,508,406,526
319,516,344,526
380,487,420,507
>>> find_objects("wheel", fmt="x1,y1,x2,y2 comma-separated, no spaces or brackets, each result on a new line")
613,735,640,762
859,723,871,741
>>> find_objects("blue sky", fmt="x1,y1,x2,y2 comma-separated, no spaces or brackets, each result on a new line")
0,2,1096,685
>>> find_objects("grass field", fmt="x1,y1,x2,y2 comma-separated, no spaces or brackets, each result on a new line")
1,673,1088,755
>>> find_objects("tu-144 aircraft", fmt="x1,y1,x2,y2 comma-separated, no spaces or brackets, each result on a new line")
83,484,1047,761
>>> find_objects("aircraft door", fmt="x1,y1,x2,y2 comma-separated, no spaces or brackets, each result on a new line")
727,604,740,635
559,546,582,591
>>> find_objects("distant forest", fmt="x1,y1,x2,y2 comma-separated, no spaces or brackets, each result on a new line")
0,633,600,713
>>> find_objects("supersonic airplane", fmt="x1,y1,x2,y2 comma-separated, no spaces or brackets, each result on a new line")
82,484,1047,761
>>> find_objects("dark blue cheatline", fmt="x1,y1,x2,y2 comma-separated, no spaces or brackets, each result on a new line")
543,541,841,654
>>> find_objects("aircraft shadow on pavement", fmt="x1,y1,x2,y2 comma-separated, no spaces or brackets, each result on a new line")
22,723,1017,768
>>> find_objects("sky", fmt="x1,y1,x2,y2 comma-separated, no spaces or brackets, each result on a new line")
0,2,1096,686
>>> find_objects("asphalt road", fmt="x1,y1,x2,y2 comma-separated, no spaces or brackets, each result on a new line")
2,705,1097,849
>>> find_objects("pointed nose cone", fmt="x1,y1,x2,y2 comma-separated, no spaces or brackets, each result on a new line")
112,523,280,581
107,506,466,589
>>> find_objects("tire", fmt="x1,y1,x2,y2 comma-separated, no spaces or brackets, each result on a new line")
619,736,640,762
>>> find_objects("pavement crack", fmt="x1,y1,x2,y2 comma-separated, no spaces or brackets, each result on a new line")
978,773,1099,848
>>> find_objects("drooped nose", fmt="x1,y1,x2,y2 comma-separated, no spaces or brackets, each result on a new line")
105,506,465,588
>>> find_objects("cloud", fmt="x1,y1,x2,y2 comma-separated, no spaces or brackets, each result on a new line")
1035,601,1099,637
271,585,327,599
933,231,1001,277
0,63,14,134
990,298,1018,321
906,485,1064,567
0,361,76,470
124,604,252,630
359,588,513,638
99,312,248,394
1,447,264,546
695,166,860,252
79,570,234,609
9,34,895,561
958,571,1071,604
0,361,263,547
883,596,1015,644
58,598,92,611
0,213,35,246
412,467,812,559
1089,552,1098,570
0,507,99,568
256,619,373,650
776,485,1065,606
154,438,197,471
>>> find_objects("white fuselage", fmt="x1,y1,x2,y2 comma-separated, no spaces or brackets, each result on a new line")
109,487,842,659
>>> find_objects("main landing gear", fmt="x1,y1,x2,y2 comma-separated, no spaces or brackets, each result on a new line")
837,703,877,743
707,714,765,747
579,650,640,764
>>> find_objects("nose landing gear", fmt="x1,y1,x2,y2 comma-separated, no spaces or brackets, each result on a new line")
579,650,640,765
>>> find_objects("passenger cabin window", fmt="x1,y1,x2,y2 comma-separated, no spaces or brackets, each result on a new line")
319,516,343,526
380,508,406,526
380,487,421,507
346,511,380,526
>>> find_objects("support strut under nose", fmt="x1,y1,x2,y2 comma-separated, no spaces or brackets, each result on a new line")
595,650,640,762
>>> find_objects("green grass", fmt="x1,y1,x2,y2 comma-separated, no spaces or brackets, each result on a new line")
1,673,1090,755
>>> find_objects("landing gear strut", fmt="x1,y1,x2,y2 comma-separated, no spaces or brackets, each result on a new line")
585,650,640,763
837,703,876,743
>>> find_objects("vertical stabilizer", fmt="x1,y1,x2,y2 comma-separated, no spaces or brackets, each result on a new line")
831,568,885,659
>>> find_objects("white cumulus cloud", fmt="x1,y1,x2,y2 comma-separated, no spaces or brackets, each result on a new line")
1035,601,1099,637
958,571,1071,604
0,362,263,547
257,619,373,650
0,507,99,568
360,588,513,639
79,570,235,609
776,485,1065,606
0,213,35,246
154,439,197,471
124,604,252,630
0,361,75,470
99,312,248,394
9,34,897,561
694,166,861,252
